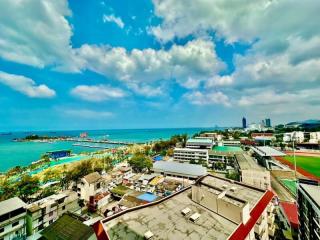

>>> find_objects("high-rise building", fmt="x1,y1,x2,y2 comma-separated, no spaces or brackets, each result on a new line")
266,118,271,128
242,117,247,129
297,179,320,240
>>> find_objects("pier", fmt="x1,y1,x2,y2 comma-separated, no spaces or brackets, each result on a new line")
66,138,145,146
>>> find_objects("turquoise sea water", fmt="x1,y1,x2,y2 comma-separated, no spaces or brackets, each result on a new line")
0,128,216,172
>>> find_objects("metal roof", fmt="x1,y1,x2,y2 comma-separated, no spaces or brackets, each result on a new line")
0,197,26,216
252,146,286,157
187,138,213,144
152,161,207,177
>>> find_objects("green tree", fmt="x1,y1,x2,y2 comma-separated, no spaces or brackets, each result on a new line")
128,153,153,172
16,175,40,202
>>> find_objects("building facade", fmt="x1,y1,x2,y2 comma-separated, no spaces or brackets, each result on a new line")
173,148,208,163
185,138,213,149
243,117,247,129
77,172,104,202
26,191,79,236
0,197,26,240
297,180,320,240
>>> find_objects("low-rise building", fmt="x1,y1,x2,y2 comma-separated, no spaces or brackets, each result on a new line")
77,172,104,202
283,132,305,143
0,197,26,240
309,132,320,144
173,147,208,163
99,175,276,240
277,201,299,240
26,191,79,236
235,153,271,190
152,161,207,179
40,212,97,240
297,179,320,240
186,138,213,149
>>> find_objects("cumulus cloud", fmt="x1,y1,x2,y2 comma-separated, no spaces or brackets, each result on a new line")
0,71,56,98
103,14,125,28
75,39,224,95
184,91,230,107
63,108,114,119
71,85,126,102
0,0,79,71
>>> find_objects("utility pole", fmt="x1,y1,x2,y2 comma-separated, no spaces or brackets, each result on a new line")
293,132,297,179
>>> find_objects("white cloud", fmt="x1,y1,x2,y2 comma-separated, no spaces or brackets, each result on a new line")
0,0,79,71
71,85,126,102
75,39,224,95
0,71,56,98
63,108,114,119
184,91,230,107
103,14,125,28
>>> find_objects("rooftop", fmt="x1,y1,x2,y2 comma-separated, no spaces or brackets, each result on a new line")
104,188,238,240
152,161,207,178
174,147,208,152
200,176,265,210
299,183,320,208
41,213,96,240
280,201,299,229
0,197,26,216
251,146,286,157
235,153,264,170
83,172,102,184
186,138,213,144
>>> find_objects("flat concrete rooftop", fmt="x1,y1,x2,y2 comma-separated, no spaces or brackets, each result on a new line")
104,188,237,240
235,153,264,171
200,175,265,211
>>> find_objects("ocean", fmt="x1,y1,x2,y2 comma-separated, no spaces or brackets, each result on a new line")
0,127,217,172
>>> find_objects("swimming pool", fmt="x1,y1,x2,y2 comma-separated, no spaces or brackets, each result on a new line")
153,155,163,161
212,146,243,152
137,192,158,202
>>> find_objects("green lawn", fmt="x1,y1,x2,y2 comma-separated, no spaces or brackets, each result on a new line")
280,179,297,196
284,155,320,177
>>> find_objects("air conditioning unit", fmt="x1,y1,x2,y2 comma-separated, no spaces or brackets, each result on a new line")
144,230,154,239
190,213,201,222
181,207,191,216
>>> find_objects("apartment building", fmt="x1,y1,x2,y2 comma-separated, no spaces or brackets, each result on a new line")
186,138,214,149
0,197,26,240
309,132,320,144
173,147,208,163
99,175,275,240
77,172,104,202
283,132,305,143
297,180,320,240
25,191,79,236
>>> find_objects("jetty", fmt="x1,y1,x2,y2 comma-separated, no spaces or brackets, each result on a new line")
66,138,144,146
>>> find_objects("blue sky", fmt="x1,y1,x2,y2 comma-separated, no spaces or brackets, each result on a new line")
0,0,319,131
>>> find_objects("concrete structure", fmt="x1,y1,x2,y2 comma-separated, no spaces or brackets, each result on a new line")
26,191,79,236
251,146,286,169
235,153,271,190
277,201,299,240
0,197,26,240
185,138,213,149
222,140,241,146
251,133,275,143
283,132,305,143
152,161,207,179
173,147,208,163
99,175,275,240
297,180,320,240
77,172,104,202
309,132,320,144
196,132,222,141
208,150,237,169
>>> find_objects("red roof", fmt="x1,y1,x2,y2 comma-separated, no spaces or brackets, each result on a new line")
251,133,274,137
228,190,275,240
280,201,299,229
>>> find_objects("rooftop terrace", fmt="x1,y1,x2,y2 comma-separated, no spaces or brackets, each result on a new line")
104,188,237,240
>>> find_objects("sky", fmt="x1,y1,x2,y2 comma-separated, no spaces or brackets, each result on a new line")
0,0,319,131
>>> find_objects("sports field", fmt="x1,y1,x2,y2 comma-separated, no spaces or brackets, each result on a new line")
283,155,320,178
280,179,297,196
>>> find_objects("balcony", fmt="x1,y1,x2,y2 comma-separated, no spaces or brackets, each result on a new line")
268,213,275,225
268,225,276,237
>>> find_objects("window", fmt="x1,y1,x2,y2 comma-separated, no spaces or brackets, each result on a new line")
12,221,19,227
62,206,66,210
49,220,53,224
0,227,4,233
49,212,53,217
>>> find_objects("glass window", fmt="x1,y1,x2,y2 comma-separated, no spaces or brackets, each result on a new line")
12,221,19,227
